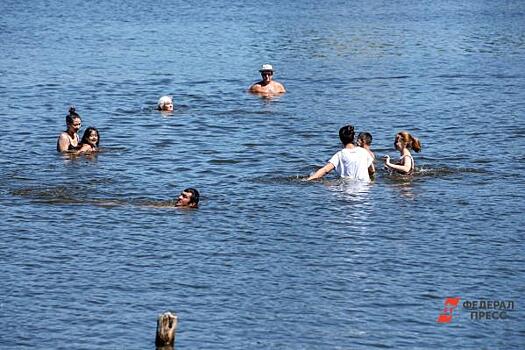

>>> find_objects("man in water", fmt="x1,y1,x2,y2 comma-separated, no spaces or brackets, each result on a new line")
174,188,200,208
249,64,286,95
307,125,374,182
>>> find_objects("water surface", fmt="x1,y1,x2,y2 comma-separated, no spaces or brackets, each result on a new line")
1,0,524,349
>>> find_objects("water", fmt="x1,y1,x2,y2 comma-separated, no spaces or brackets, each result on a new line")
1,0,524,349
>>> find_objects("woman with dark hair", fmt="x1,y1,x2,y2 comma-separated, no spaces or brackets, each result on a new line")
383,131,422,175
57,107,82,152
76,127,100,154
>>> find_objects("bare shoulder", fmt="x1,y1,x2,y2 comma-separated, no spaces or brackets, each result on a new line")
249,82,264,93
272,81,286,93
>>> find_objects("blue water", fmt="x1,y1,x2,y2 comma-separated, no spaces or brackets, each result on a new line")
1,0,524,349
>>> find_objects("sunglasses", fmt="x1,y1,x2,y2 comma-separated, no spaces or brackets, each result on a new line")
261,71,273,76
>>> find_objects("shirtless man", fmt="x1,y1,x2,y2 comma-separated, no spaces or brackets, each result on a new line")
174,188,200,208
133,188,200,209
249,64,286,95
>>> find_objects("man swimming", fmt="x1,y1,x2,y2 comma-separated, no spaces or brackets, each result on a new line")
174,188,200,208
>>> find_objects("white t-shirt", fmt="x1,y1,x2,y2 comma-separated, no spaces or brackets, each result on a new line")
328,147,373,182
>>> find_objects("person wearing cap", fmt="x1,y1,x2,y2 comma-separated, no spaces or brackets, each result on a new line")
249,64,286,95
157,96,174,112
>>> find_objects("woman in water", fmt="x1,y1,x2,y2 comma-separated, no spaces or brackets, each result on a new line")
76,127,100,154
157,96,173,112
383,131,422,175
57,107,82,152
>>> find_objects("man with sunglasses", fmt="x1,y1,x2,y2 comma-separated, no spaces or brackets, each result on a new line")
249,64,286,95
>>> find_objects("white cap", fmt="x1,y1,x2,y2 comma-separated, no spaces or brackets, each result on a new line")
259,64,274,72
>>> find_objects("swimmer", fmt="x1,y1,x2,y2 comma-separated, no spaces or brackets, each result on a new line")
356,132,376,176
249,64,286,95
307,125,374,182
383,131,422,175
76,127,100,154
57,107,82,152
174,188,200,208
157,96,174,112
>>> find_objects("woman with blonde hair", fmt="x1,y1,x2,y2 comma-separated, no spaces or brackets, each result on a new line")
157,96,173,111
383,131,422,175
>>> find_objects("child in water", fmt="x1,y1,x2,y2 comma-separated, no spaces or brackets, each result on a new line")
356,132,375,177
383,131,421,175
77,127,100,154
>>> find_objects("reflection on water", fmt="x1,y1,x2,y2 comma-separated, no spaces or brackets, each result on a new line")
1,0,524,349
325,178,371,200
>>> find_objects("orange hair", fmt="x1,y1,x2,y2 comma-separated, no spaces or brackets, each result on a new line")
396,131,422,153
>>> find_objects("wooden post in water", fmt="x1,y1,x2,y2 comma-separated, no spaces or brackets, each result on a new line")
155,311,178,349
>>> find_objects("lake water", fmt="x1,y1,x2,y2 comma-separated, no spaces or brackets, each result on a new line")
1,0,524,349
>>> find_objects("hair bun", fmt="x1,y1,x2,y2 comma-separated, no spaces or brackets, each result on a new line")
68,106,76,114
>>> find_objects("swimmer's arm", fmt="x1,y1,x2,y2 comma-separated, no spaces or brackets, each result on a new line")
76,144,93,154
307,162,335,181
57,133,71,152
384,156,411,174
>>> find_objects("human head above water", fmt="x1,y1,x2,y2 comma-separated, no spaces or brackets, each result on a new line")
65,106,82,133
157,96,173,111
81,127,100,147
66,106,81,125
338,125,355,146
175,188,200,208
259,64,274,80
395,131,422,152
259,64,274,74
357,132,373,147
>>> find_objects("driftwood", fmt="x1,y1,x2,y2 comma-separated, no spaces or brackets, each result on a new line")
155,311,178,349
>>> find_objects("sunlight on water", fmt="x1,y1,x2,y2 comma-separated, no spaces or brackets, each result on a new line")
1,0,524,349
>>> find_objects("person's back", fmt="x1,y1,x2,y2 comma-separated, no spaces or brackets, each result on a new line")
329,147,372,181
308,125,373,182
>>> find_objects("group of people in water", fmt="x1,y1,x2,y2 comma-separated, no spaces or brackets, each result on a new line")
56,107,100,154
56,63,422,207
308,125,422,183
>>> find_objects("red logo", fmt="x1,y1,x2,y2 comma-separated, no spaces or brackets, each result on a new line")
437,297,461,323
